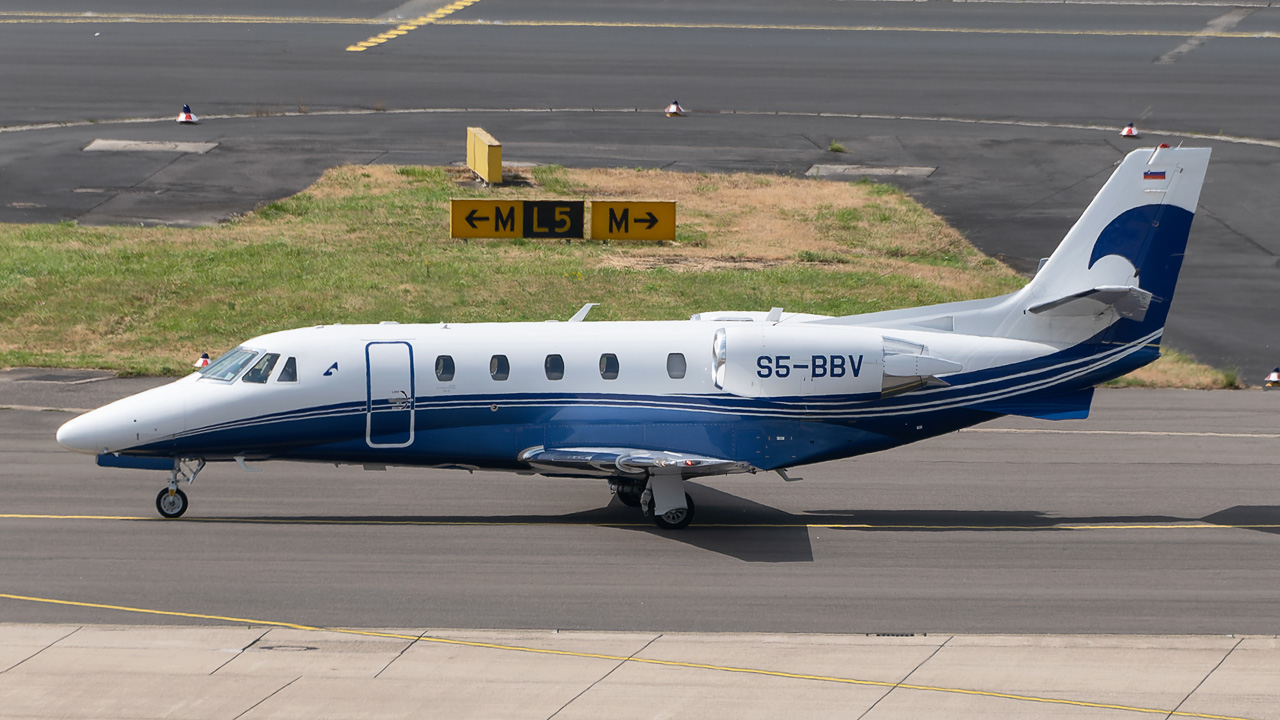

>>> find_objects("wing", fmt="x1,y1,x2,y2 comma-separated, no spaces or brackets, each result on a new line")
518,446,756,479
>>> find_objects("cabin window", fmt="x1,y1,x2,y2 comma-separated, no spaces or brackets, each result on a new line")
667,353,687,379
241,353,280,384
435,355,455,382
544,354,565,381
278,356,298,382
202,348,258,381
599,353,620,380
490,354,510,381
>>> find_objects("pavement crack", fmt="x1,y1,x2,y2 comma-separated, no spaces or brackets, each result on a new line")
373,628,430,678
856,635,952,719
210,627,271,675
1155,8,1255,65
233,676,301,720
1197,204,1276,258
545,633,664,719
0,625,80,674
1162,637,1243,720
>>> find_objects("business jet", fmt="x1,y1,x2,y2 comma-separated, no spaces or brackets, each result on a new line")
57,146,1209,529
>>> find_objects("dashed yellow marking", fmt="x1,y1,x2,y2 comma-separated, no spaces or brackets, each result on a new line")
435,18,1279,40
2,513,1277,531
345,0,485,52
0,592,1258,720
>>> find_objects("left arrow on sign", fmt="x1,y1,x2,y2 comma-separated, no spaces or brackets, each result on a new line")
466,209,490,229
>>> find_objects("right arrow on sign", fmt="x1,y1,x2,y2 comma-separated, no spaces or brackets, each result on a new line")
636,212,659,230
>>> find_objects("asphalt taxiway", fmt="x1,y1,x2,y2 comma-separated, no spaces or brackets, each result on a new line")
3,370,1277,635
1,0,1279,372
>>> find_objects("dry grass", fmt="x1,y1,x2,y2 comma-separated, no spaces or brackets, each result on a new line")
0,164,1233,385
1105,348,1242,389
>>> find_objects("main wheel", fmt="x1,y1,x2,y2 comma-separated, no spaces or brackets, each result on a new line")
155,487,188,519
647,492,695,530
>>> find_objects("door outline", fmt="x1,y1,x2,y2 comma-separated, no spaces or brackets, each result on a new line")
365,341,415,448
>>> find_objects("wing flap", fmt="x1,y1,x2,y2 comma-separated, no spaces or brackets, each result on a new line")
518,446,755,479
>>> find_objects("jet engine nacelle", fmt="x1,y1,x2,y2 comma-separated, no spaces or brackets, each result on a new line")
713,324,885,398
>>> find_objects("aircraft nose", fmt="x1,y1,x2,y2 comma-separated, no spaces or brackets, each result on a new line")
56,412,108,455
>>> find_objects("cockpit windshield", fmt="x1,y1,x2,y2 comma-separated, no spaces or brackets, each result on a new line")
241,353,280,384
200,347,259,381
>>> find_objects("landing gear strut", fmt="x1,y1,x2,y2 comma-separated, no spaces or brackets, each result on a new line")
610,481,644,508
155,458,205,519
638,475,696,530
644,492,696,530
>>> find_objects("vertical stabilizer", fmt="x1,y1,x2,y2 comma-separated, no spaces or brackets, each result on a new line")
999,146,1210,345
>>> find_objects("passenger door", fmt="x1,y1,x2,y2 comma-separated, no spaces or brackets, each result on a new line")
365,342,415,448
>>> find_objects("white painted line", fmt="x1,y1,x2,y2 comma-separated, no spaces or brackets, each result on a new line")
83,139,219,154
963,427,1280,439
2,108,1274,149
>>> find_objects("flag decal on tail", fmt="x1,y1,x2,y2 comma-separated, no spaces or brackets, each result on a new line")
1143,170,1166,180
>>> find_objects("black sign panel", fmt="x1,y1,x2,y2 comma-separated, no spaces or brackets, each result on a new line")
522,201,584,239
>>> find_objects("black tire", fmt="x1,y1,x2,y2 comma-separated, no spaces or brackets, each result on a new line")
155,487,188,519
615,488,643,508
647,492,695,530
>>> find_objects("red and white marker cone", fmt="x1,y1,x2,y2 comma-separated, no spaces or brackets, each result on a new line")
177,104,198,124
665,100,684,117
1265,367,1280,389
193,352,210,369
1120,122,1139,138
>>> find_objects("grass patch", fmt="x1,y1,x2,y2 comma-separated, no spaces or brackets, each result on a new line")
0,164,1229,386
1104,348,1242,389
828,140,847,153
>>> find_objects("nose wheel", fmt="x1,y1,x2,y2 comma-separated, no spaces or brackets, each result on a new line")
156,487,189,519
154,458,204,519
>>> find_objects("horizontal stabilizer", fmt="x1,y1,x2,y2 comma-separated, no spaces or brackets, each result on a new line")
1026,285,1153,321
970,388,1094,420
518,446,755,479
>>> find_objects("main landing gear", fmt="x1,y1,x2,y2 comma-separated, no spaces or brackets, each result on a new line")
614,476,696,529
156,458,205,519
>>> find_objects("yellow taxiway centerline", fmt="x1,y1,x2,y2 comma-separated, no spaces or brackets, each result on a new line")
0,592,1259,720
434,18,1278,40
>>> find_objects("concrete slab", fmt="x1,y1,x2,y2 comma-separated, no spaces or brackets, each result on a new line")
240,676,588,720
555,658,887,720
374,633,622,685
216,627,414,679
0,624,80,646
83,139,219,154
636,632,944,684
0,675,289,720
902,635,1238,712
1179,637,1280,720
805,164,936,178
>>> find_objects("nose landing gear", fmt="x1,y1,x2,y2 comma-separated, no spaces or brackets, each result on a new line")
155,458,205,519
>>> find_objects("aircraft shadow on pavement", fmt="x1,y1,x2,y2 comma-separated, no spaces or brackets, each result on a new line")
167,487,1273,563
1201,505,1280,535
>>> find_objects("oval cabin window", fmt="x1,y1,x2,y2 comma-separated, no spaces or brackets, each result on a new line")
599,353,620,380
545,354,565,381
435,355,455,382
490,355,510,381
666,353,687,379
